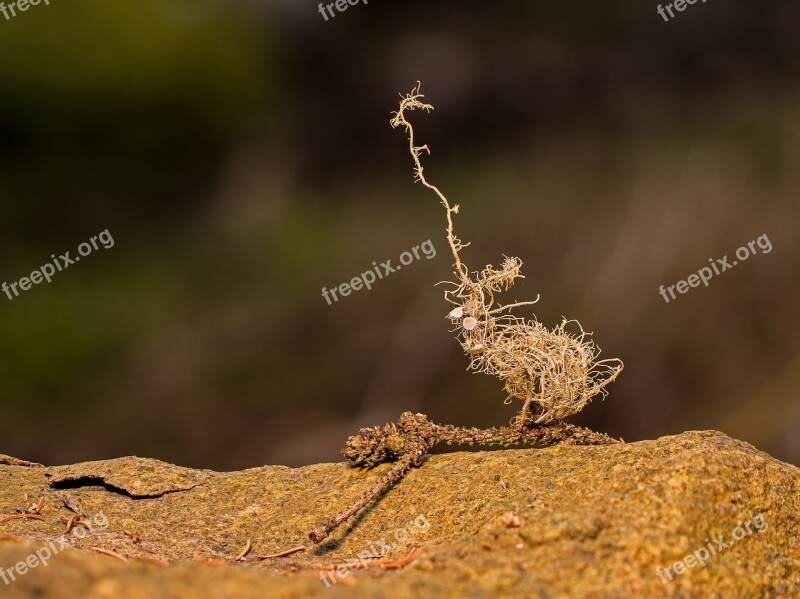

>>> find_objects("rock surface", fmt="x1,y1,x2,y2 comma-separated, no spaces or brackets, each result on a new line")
0,431,798,598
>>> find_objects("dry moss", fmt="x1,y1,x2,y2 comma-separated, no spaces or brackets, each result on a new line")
390,84,623,424
308,85,627,544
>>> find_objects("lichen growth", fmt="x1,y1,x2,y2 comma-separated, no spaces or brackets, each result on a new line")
390,83,623,424
307,85,628,544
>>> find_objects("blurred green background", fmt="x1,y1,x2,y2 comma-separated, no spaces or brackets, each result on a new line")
1,0,798,469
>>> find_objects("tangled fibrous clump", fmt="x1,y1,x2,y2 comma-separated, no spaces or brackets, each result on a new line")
391,83,623,425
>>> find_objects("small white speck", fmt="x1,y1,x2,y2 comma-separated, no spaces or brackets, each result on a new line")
448,307,464,319
463,317,478,330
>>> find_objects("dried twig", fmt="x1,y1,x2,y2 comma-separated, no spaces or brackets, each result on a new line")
256,545,306,560
61,515,83,533
0,513,46,524
15,495,44,516
235,539,252,562
32,496,45,515
380,546,423,569
88,547,128,562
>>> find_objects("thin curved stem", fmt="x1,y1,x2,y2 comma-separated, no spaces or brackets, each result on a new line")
390,84,471,287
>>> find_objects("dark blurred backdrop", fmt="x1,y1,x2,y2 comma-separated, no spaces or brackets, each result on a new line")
1,0,798,469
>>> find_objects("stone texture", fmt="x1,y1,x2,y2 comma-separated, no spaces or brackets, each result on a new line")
46,456,218,498
0,431,798,598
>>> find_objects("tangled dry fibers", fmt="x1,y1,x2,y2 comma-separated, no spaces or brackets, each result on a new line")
390,84,623,424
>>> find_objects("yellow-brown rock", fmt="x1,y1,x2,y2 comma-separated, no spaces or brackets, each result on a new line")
0,431,797,598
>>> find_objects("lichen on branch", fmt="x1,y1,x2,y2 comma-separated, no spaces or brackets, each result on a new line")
391,83,623,425
308,84,626,545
